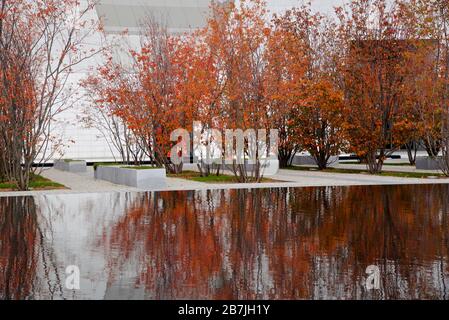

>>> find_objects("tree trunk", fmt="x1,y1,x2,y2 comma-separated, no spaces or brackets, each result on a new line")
278,154,291,168
314,152,329,170
423,138,441,158
366,150,384,174
278,148,292,168
405,141,418,166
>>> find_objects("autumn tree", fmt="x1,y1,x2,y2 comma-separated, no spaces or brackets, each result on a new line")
408,0,449,175
432,1,449,175
394,0,444,165
186,40,227,177
127,23,192,173
0,0,101,190
337,0,417,173
402,40,442,164
274,4,346,170
201,0,276,182
81,53,146,165
264,14,306,168
85,21,197,174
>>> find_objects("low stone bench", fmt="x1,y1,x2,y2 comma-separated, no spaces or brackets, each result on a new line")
243,159,279,176
54,160,87,173
415,157,441,170
292,155,339,168
94,166,167,189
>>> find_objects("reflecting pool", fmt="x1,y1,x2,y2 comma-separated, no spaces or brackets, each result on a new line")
1,184,449,300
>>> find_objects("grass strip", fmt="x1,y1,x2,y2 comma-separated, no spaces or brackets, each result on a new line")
168,171,281,183
341,161,414,167
0,174,66,191
120,166,163,170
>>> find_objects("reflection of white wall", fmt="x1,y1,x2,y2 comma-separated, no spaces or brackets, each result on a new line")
34,193,140,299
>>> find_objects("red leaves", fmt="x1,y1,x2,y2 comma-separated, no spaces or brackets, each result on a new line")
80,0,449,173
339,1,441,166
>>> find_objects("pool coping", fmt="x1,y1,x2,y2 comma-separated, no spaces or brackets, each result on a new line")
2,178,449,197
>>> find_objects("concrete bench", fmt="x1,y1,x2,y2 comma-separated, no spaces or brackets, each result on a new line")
94,166,167,189
415,157,441,171
54,160,87,173
292,155,339,168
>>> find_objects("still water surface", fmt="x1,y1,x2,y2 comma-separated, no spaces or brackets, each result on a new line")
1,185,449,300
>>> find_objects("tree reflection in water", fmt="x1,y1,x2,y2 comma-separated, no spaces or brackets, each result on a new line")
103,185,449,300
1,185,449,300
0,197,63,300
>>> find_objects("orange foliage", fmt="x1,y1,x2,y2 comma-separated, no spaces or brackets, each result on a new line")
264,20,306,167
337,0,427,173
273,4,347,169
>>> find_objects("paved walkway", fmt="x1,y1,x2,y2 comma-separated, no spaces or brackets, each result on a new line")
337,163,441,174
1,165,449,197
274,168,445,186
